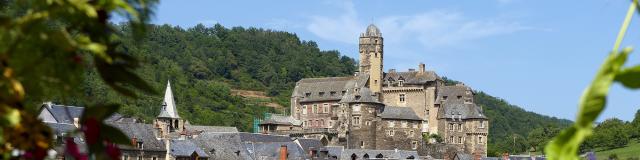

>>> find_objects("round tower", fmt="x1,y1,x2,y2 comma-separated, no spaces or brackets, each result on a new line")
359,24,384,93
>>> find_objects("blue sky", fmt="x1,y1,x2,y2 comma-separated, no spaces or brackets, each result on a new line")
148,0,640,121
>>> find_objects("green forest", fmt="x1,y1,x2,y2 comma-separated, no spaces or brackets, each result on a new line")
37,23,577,155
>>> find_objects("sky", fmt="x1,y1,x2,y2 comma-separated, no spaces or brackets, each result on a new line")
145,0,640,122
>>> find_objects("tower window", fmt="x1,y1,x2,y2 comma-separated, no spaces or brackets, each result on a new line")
412,141,418,149
479,136,484,144
360,141,365,148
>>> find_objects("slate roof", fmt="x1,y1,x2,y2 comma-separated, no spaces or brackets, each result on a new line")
185,124,239,133
435,85,473,103
43,103,84,124
45,122,77,136
438,102,487,120
365,24,381,37
244,141,307,160
40,103,128,124
295,138,324,155
340,149,420,160
260,114,303,126
190,132,251,160
158,81,180,118
238,133,293,143
339,87,381,104
383,71,440,85
325,146,344,158
170,140,209,158
379,106,422,120
107,122,166,151
293,74,368,102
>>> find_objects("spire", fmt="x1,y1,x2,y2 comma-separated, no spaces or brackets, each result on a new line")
158,80,180,118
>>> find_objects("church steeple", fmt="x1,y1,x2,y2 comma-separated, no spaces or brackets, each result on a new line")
158,80,179,118
359,24,383,93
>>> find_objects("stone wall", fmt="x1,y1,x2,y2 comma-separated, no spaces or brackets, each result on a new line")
375,119,422,151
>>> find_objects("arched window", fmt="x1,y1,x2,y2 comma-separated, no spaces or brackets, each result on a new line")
376,153,383,158
363,154,369,159
174,119,179,129
351,154,357,160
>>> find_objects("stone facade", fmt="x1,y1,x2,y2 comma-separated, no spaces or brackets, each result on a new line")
287,24,489,157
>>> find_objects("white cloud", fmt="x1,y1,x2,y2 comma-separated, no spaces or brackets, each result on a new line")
307,0,363,44
306,2,535,49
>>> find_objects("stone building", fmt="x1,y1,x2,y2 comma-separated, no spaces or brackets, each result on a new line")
287,24,489,156
154,81,185,138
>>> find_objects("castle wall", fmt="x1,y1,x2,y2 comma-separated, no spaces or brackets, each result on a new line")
375,119,422,151
297,101,339,129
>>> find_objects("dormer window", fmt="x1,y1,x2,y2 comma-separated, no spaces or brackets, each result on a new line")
319,92,325,97
330,91,336,96
136,142,144,149
305,92,311,97
398,80,404,87
355,95,361,100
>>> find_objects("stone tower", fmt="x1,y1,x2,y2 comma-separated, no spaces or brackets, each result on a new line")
359,24,384,93
154,80,184,138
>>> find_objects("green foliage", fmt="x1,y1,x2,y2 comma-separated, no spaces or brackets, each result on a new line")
69,23,357,132
545,0,640,158
582,118,633,151
474,91,571,155
595,138,640,160
0,0,157,158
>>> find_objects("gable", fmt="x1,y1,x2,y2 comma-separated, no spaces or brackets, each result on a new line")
38,108,58,123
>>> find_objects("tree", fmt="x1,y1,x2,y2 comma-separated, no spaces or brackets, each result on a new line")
0,0,157,159
593,118,630,149
630,109,640,138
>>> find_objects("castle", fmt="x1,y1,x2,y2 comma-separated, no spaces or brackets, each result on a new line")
275,24,488,156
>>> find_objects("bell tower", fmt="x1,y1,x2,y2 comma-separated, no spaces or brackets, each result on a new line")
359,24,383,93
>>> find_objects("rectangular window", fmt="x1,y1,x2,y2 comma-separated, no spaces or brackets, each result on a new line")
388,130,395,136
412,141,418,149
323,103,329,113
458,137,462,144
457,96,462,99
458,124,463,132
449,123,453,131
479,136,484,144
479,120,485,128
450,136,454,143
302,105,308,115
353,117,360,125
360,141,365,148
399,94,406,102
123,155,129,160
313,104,318,113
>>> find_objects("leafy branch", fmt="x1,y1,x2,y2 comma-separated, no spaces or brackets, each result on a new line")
544,0,640,159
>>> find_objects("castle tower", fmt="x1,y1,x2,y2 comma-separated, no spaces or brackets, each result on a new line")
359,24,384,93
155,80,184,138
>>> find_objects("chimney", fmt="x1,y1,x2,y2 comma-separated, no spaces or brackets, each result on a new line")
408,68,415,72
310,147,317,158
280,145,288,160
388,69,396,73
131,136,137,146
502,152,509,160
419,63,425,73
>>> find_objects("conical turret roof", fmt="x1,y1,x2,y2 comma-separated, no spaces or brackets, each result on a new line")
158,80,180,118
